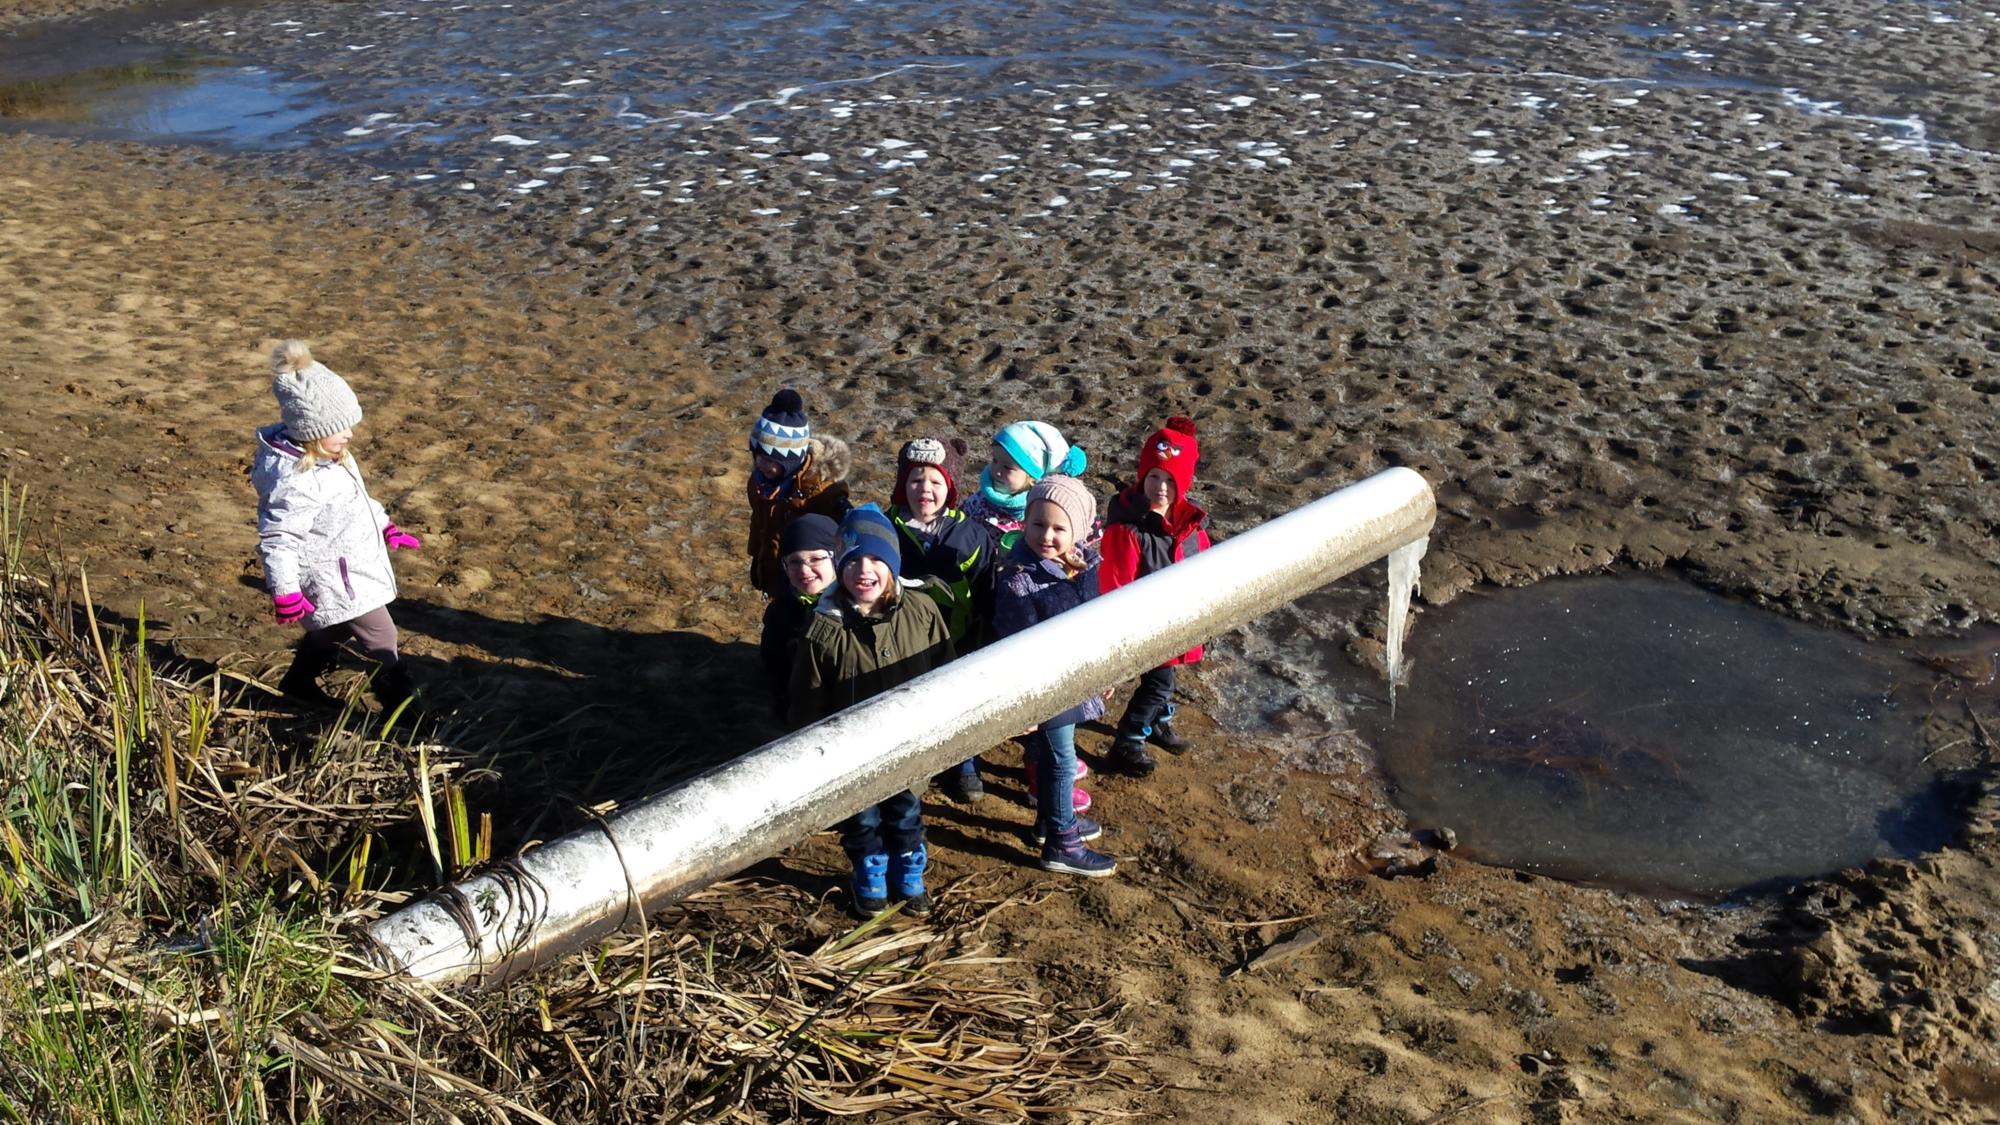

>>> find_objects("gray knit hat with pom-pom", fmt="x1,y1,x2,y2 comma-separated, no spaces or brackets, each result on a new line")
270,343,363,442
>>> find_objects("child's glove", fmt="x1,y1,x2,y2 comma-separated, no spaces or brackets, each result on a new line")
383,523,422,550
272,592,315,624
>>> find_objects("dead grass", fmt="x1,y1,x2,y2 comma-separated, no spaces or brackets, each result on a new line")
0,481,1149,1121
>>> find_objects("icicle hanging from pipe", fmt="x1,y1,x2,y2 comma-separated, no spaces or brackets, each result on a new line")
1385,535,1428,712
367,468,1436,985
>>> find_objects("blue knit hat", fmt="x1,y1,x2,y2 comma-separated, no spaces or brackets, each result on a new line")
751,388,811,468
838,504,900,573
995,420,1086,482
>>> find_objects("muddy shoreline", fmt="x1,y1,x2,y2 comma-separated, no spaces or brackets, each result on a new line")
0,0,128,29
3,0,1999,1117
0,0,214,34
54,0,1999,639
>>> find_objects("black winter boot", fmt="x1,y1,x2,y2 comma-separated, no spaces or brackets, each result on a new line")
278,647,341,710
370,663,420,715
1109,737,1157,778
1040,825,1117,877
940,758,985,803
1147,719,1189,754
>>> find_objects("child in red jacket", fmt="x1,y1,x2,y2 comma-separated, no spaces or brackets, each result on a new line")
1098,416,1212,777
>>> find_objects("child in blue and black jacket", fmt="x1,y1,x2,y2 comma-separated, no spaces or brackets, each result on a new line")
886,435,999,802
992,475,1116,877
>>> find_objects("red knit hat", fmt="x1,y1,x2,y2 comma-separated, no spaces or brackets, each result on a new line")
893,435,968,510
1136,416,1199,502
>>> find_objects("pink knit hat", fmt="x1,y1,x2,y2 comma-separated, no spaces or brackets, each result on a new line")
1025,473,1095,537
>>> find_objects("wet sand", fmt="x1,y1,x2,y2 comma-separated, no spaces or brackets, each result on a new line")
4,0,2000,1117
83,0,2000,641
1,0,164,32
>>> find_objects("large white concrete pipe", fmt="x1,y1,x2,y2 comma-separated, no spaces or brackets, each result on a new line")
368,467,1435,985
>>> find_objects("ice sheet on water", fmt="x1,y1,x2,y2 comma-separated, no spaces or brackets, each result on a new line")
1367,575,1960,896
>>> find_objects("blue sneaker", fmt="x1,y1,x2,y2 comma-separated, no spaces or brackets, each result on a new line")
850,853,889,918
889,846,932,916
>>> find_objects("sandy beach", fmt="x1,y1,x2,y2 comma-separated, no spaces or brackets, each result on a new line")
4,0,2000,1118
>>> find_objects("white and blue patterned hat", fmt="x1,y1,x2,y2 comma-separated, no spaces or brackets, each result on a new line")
750,388,811,467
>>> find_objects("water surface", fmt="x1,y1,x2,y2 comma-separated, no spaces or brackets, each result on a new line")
1364,575,1957,896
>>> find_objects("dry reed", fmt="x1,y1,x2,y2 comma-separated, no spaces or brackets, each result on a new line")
0,481,1149,1121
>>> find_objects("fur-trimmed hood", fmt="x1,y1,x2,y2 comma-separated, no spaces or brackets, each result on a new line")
804,435,851,485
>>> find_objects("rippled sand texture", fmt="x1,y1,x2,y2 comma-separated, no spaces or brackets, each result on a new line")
0,0,130,29
130,0,2000,642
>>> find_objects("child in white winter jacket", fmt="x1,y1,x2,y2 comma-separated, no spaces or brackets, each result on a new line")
252,340,422,711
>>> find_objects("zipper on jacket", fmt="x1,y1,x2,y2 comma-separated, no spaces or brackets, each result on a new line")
339,557,356,599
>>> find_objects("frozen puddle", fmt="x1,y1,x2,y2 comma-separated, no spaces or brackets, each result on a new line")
1365,574,1958,897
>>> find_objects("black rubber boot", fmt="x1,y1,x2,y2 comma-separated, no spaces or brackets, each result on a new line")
278,647,341,710
1109,737,1157,778
370,663,420,714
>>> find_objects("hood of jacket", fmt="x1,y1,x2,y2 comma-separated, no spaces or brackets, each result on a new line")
813,575,950,622
251,422,306,501
253,422,395,630
802,435,851,487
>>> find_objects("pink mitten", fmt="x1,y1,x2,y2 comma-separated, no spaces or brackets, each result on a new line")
383,522,422,550
272,591,315,625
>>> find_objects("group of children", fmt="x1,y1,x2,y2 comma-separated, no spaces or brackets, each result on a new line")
249,346,1214,922
749,389,1212,917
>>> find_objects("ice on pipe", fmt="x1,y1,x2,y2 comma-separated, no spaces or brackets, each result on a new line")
1384,536,1428,712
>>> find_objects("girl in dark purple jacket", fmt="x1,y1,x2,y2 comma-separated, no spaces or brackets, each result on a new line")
991,475,1116,877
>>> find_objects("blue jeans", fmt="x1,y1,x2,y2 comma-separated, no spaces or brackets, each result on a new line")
1028,724,1080,835
839,789,925,859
